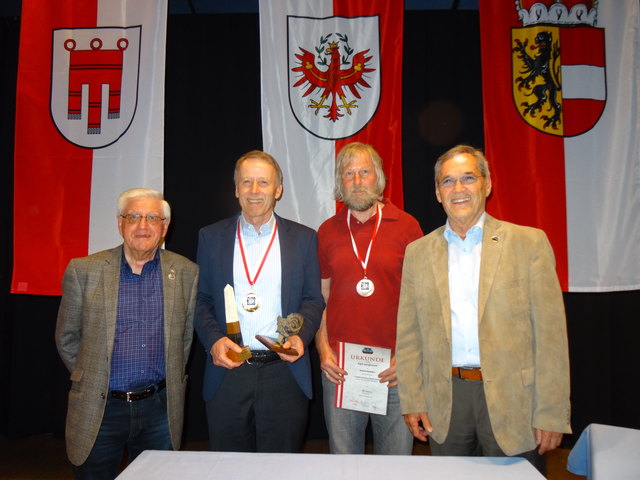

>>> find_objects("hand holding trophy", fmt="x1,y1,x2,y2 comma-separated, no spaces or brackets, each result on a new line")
256,313,304,356
224,284,252,362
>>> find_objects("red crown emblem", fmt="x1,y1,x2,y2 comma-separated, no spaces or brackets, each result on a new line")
516,0,598,26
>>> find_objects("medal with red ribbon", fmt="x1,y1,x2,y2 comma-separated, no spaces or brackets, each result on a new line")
237,219,278,311
347,203,382,297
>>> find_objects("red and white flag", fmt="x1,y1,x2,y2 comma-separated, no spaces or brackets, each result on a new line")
259,0,404,230
12,0,167,295
480,0,640,292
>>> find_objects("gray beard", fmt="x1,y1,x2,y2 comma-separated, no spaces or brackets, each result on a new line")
344,190,379,212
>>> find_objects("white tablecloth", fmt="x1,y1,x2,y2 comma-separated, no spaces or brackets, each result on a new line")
116,450,545,480
567,423,640,479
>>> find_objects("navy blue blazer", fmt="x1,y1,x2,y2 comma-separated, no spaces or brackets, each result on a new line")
194,213,324,401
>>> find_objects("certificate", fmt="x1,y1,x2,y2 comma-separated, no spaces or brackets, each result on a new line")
334,341,391,415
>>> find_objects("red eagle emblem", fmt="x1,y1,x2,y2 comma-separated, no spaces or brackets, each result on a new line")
291,38,375,122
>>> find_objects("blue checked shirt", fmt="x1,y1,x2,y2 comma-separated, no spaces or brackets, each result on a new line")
109,248,165,391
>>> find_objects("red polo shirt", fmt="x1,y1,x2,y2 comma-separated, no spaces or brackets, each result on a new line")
318,200,423,353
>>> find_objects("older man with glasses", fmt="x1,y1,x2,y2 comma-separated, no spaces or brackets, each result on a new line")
55,188,199,480
396,145,571,475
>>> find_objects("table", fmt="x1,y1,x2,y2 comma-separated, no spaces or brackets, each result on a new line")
567,423,640,479
116,450,545,479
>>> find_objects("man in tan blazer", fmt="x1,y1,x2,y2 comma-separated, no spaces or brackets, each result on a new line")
55,188,198,480
396,145,571,474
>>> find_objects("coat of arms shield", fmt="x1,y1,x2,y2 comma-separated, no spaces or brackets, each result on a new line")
288,15,380,140
511,19,606,137
50,26,141,149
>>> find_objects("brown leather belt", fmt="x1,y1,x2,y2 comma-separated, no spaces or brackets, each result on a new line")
111,380,166,402
452,367,483,381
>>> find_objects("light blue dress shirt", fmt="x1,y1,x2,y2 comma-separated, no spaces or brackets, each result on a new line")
444,213,486,367
233,213,282,350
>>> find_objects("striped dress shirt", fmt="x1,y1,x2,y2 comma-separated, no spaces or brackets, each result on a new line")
233,214,282,350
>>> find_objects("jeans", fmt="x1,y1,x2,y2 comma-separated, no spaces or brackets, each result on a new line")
74,388,172,480
322,374,413,454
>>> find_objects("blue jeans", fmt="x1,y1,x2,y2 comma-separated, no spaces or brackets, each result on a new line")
322,374,413,454
74,388,172,480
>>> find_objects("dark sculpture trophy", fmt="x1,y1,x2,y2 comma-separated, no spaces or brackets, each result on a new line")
255,313,304,356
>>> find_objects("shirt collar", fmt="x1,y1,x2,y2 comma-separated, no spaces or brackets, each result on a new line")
120,245,161,275
444,212,486,249
239,212,276,236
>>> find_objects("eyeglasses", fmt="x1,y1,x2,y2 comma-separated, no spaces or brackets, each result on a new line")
438,174,482,189
120,214,165,225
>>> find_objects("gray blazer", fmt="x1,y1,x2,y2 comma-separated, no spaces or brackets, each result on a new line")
55,246,199,466
396,214,571,455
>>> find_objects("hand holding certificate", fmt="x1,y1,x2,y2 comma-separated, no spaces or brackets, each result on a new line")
334,342,391,415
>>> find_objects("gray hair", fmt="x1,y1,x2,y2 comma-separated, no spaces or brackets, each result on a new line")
234,150,284,187
116,188,171,220
434,144,490,183
334,142,386,201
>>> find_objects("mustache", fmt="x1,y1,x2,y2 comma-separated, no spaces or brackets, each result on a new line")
347,186,372,194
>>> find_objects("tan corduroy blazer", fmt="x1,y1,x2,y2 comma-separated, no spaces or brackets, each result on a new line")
55,246,199,466
396,214,571,456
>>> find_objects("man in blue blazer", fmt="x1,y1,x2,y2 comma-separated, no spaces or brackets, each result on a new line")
195,150,324,452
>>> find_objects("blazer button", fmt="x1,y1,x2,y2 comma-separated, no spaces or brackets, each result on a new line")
101,393,105,399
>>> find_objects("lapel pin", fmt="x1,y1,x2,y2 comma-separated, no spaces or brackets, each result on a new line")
168,269,176,280
491,236,499,243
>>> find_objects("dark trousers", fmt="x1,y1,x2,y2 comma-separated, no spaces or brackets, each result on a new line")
74,388,172,480
429,376,546,475
205,360,308,453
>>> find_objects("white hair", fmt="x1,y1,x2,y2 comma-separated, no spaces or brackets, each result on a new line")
116,188,171,220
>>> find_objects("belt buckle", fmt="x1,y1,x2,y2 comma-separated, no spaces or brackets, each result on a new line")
246,354,261,365
125,386,150,402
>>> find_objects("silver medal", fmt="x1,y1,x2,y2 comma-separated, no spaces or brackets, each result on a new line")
242,292,261,312
356,278,375,297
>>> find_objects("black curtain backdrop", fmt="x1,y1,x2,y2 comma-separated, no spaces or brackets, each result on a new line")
1,11,639,446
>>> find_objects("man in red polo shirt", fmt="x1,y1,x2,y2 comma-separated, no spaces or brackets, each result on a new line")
315,142,423,454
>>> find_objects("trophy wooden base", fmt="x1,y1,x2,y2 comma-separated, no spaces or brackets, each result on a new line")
227,346,252,362
255,335,299,356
